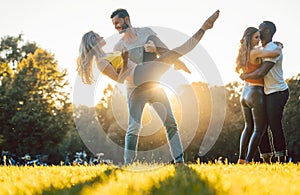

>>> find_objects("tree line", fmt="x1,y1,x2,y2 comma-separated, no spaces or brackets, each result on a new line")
0,34,299,164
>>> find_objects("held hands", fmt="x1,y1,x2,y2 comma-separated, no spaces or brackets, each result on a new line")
144,40,157,53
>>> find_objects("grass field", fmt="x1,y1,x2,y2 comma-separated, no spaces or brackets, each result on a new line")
1,163,299,195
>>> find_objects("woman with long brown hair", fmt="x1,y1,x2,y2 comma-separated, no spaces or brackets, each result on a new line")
236,27,282,164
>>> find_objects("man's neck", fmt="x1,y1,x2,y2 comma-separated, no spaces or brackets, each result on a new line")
261,38,272,47
122,27,137,41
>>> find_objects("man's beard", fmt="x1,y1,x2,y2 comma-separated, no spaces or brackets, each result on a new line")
119,22,129,34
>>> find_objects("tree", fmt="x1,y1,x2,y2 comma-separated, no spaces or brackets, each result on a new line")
284,75,300,162
0,34,38,153
0,34,37,69
0,35,73,159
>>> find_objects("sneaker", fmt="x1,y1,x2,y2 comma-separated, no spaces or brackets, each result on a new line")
173,60,191,74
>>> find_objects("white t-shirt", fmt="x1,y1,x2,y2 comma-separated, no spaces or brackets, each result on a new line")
114,27,156,64
114,27,157,91
263,42,288,95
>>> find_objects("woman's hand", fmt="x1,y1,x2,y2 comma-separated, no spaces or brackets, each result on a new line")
117,48,129,83
121,48,128,68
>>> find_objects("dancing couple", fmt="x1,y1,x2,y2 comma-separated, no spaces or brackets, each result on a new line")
77,9,220,165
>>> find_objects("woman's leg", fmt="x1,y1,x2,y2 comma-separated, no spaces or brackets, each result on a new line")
239,87,254,161
133,10,220,86
239,106,254,161
156,10,220,65
245,87,267,162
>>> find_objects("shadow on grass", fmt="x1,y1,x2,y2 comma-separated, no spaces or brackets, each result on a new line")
150,165,216,195
42,168,114,195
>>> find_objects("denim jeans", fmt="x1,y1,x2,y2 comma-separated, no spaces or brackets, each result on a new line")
259,89,289,158
124,84,184,164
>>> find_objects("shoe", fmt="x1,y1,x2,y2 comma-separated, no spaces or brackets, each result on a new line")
277,156,287,163
173,60,191,74
237,159,246,164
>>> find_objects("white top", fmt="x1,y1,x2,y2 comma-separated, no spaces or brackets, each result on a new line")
263,42,288,95
114,27,156,64
114,27,157,91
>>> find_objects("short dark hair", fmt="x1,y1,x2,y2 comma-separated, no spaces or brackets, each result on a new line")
111,8,130,19
262,21,276,35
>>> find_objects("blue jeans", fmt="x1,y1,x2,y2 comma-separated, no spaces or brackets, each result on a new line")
124,84,184,164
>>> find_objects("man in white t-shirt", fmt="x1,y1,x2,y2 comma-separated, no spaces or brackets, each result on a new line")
241,21,289,163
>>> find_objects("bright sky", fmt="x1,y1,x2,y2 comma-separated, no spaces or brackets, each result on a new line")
1,0,299,105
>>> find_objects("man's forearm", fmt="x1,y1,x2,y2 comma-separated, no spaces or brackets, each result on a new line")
243,70,266,79
241,61,274,80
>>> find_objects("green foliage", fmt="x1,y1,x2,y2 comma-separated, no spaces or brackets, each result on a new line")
92,78,300,163
0,34,37,68
150,166,216,195
203,82,244,162
0,35,74,161
1,34,299,164
284,74,300,161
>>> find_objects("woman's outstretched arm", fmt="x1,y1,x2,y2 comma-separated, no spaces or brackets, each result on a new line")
156,10,220,64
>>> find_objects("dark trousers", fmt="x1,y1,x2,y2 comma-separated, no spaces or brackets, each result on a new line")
259,89,289,157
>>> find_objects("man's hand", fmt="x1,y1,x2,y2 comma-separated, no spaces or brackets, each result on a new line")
274,41,284,49
144,40,157,53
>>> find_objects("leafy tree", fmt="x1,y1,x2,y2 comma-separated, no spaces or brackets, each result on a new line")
284,74,300,162
0,34,37,69
0,35,73,160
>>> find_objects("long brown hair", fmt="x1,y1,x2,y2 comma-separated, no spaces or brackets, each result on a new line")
235,27,259,73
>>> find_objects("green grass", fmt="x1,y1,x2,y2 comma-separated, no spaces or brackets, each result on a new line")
0,163,299,195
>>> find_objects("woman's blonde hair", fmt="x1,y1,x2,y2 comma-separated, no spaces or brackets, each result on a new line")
235,27,259,73
77,31,103,84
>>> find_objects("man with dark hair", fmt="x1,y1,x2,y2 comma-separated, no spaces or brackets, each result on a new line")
110,8,218,165
110,8,190,71
241,21,289,163
111,9,130,33
111,8,189,165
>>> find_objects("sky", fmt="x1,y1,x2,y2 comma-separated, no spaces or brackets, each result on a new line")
1,0,299,105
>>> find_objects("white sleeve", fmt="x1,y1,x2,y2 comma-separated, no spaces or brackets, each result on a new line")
143,27,157,37
263,42,279,63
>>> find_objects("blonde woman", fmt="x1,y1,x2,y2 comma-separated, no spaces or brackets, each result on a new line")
236,27,282,164
77,10,219,87
77,10,220,165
